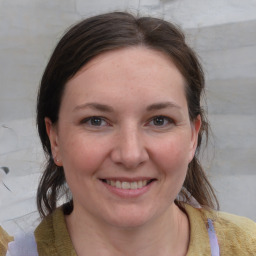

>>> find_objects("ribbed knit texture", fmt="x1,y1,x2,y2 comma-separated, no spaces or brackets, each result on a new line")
34,207,76,256
185,204,256,255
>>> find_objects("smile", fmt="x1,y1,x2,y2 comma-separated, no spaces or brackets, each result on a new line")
100,179,155,190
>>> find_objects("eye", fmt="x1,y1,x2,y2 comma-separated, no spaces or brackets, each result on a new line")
148,116,174,127
82,116,109,127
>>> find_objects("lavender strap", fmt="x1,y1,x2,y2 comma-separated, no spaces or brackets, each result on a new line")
6,232,38,256
207,218,220,256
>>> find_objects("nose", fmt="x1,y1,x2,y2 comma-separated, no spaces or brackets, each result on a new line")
110,125,149,169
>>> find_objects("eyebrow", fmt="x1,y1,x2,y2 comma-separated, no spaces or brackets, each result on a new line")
146,102,182,111
73,101,181,113
73,103,114,112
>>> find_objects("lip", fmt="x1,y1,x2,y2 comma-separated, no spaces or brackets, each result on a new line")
98,177,156,198
99,176,155,182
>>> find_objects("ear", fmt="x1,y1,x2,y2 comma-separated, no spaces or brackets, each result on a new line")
45,117,62,166
188,115,201,162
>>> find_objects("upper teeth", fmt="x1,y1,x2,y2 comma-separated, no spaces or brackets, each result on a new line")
106,180,148,189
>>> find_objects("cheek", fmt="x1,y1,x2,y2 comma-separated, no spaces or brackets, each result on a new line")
60,138,107,199
152,134,191,173
59,135,108,176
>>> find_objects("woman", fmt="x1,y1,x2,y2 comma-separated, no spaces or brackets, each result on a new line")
1,11,256,256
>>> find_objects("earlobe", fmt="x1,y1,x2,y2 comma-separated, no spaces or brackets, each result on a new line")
45,117,62,166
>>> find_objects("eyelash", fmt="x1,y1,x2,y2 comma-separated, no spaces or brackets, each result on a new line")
81,115,174,128
82,116,109,127
147,116,174,127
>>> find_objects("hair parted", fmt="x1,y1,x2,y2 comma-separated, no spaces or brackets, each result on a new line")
37,11,219,218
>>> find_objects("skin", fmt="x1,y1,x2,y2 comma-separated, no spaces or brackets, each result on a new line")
46,46,201,256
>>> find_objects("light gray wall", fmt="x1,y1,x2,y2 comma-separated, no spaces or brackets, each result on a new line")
0,0,255,232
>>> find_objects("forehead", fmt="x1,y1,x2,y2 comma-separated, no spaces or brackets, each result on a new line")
62,46,187,110
75,46,182,79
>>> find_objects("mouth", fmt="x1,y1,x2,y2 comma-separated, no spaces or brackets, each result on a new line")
100,179,156,190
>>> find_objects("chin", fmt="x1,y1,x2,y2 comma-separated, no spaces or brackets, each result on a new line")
105,207,157,229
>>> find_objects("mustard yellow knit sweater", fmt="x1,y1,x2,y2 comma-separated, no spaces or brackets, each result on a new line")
1,204,256,255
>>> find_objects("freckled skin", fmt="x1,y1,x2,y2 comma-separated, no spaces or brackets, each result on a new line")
46,46,200,230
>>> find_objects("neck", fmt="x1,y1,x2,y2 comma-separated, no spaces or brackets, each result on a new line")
65,203,189,256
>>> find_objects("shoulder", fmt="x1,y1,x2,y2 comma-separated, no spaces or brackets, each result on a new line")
213,211,256,254
214,210,256,233
34,205,76,256
34,207,61,255
185,204,256,255
0,226,12,255
204,208,256,238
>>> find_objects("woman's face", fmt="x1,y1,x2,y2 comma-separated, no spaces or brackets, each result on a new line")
46,47,200,228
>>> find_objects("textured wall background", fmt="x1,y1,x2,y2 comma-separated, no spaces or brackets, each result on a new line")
0,0,256,233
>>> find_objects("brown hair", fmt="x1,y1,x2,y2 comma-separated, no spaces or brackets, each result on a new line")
37,11,219,218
